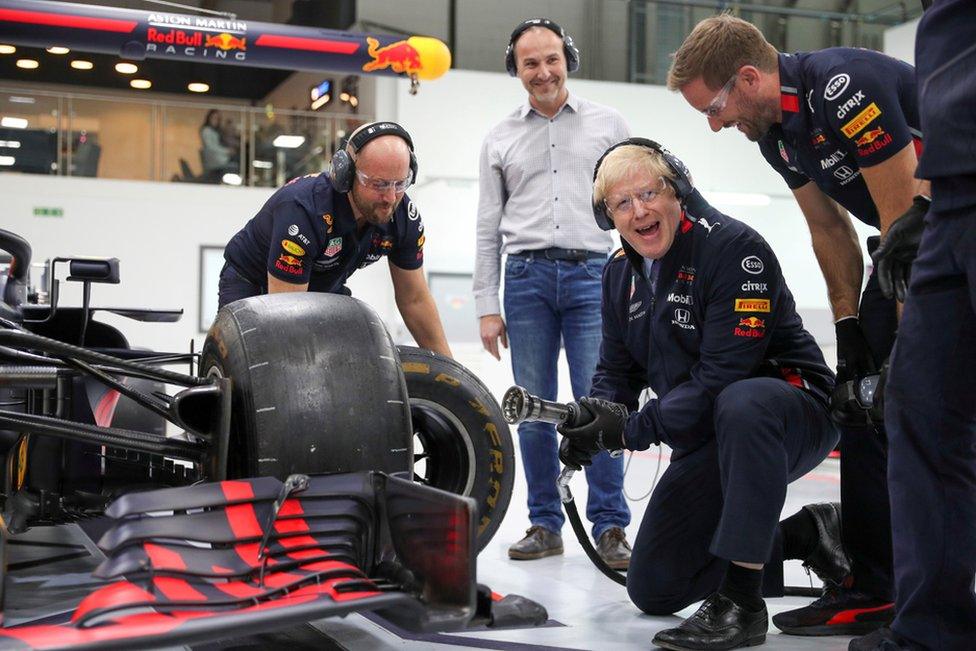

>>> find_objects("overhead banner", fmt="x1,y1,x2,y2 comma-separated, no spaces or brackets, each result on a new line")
0,0,451,81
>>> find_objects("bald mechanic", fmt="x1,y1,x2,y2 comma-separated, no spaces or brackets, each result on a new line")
219,121,451,358
668,15,929,637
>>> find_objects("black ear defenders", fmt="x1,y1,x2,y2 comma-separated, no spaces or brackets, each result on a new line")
329,121,418,194
504,18,580,77
591,137,694,231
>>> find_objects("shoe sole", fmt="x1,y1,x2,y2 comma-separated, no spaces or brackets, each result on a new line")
653,634,766,651
773,621,889,637
508,547,564,560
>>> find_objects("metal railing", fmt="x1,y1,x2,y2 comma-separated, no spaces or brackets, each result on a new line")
0,86,370,187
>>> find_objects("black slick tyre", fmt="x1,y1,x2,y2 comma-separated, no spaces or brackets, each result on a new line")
397,345,514,551
200,293,413,480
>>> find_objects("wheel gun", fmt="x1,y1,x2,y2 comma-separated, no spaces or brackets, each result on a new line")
501,386,590,504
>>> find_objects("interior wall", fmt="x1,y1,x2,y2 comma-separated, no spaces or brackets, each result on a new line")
0,174,397,354
883,16,920,65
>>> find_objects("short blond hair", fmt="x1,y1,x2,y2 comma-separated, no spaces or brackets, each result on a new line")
667,14,778,91
593,145,676,207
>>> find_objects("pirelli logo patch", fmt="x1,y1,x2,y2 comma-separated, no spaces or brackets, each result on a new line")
841,102,881,138
734,298,771,312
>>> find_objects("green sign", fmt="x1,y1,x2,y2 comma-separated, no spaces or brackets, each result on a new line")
33,207,63,218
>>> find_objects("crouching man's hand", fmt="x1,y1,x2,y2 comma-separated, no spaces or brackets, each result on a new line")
556,397,628,470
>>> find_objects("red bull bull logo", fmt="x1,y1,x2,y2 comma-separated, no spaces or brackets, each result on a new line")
855,128,885,146
734,316,765,338
205,32,246,51
362,37,422,74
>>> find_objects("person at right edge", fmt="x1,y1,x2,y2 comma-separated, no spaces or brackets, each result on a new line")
850,1,976,649
558,139,845,650
668,15,931,637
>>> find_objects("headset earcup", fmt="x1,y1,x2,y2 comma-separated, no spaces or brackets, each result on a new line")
408,151,418,184
592,202,614,231
565,48,580,73
329,150,354,193
505,43,518,76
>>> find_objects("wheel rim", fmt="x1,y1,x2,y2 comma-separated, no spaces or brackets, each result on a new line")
410,398,475,497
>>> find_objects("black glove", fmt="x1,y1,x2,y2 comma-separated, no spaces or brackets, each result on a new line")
556,397,628,470
873,195,930,303
834,317,876,384
868,359,889,425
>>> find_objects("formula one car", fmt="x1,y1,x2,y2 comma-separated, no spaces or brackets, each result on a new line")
0,228,522,649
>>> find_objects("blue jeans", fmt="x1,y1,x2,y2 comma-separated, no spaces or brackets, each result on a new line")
503,255,630,540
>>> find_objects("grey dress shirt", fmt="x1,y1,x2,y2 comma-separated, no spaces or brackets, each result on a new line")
473,93,630,317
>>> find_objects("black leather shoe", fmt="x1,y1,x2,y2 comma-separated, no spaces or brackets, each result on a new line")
508,526,563,560
596,527,631,570
652,593,767,650
772,584,893,636
801,502,851,586
848,627,909,650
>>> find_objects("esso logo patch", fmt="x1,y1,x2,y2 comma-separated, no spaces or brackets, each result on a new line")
741,256,764,275
824,73,850,101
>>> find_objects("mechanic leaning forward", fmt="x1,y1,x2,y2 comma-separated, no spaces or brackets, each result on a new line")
557,140,844,650
218,121,452,359
669,14,931,637
851,2,976,649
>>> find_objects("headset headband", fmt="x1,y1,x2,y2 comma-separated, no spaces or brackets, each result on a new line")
590,137,694,231
505,18,580,76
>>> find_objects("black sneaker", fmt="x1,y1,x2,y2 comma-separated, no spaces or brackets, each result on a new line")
800,503,851,586
772,584,894,636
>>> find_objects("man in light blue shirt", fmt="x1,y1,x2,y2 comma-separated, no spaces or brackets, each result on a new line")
473,18,632,566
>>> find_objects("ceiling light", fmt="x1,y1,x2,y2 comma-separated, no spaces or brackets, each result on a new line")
70,60,93,70
46,46,69,55
349,96,358,108
339,92,349,102
187,82,210,93
0,140,21,148
310,94,330,110
115,62,138,74
130,79,152,89
0,45,15,55
0,156,14,166
252,160,273,169
9,96,35,104
1,117,28,129
222,173,243,185
16,59,39,70
272,135,305,149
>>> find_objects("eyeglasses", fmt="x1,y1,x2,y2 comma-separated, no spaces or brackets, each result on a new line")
702,74,738,119
604,178,667,217
356,169,412,193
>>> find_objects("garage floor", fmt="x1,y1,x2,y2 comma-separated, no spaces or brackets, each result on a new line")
303,343,858,651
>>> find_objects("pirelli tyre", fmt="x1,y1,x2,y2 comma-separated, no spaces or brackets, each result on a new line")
397,345,514,551
200,293,413,480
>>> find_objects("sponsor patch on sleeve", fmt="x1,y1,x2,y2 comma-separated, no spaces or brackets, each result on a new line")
734,298,770,312
281,239,305,256
841,102,881,138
